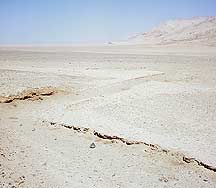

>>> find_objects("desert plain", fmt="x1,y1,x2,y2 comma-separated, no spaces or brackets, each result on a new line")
1,17,216,188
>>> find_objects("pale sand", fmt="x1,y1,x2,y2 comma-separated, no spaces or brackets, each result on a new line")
0,44,216,187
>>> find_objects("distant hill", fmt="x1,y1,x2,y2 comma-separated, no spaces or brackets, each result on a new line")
122,17,216,46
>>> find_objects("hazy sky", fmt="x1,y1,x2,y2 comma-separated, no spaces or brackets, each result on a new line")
0,0,215,44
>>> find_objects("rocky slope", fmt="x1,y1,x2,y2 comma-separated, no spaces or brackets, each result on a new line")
125,17,216,45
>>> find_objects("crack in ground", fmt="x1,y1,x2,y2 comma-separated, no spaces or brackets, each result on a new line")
0,87,57,103
47,121,216,173
183,157,216,172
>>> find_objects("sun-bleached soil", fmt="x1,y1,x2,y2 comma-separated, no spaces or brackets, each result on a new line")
0,44,216,187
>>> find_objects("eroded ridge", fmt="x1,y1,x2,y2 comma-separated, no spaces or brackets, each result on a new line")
46,121,216,173
0,87,57,103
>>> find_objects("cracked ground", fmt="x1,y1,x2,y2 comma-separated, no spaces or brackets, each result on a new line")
0,46,216,187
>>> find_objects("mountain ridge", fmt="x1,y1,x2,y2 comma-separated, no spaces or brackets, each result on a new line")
122,16,216,46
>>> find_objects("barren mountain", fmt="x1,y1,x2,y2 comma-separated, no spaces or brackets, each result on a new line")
125,17,216,46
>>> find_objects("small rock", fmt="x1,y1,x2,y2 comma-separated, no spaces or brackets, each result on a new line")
90,143,96,149
159,177,168,183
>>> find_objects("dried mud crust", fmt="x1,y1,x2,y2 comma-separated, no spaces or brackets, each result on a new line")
46,121,216,173
0,87,57,103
